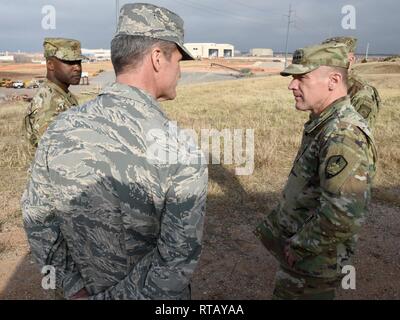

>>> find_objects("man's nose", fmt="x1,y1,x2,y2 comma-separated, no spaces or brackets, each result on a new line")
288,78,298,90
73,63,82,71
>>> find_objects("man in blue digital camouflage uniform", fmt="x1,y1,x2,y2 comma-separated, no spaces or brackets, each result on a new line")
22,3,208,300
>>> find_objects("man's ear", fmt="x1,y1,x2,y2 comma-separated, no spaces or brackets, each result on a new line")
150,47,163,72
349,54,356,66
329,72,342,90
46,58,55,72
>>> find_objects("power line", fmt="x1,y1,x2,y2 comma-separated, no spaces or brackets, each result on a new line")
293,11,305,32
284,4,295,68
172,0,271,25
116,0,120,32
229,0,281,15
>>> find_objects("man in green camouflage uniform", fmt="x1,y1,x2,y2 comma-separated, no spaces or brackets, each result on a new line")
322,37,381,131
23,38,84,148
21,3,207,300
255,43,377,300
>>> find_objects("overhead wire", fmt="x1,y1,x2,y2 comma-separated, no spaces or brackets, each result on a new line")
171,0,272,25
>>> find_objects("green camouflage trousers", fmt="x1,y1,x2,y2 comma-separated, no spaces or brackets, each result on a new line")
255,217,344,300
272,265,342,300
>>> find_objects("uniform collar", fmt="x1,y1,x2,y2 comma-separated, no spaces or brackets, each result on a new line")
100,82,165,116
304,96,350,134
45,79,72,97
347,71,363,88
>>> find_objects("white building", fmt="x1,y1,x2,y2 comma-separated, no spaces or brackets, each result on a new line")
250,48,274,57
82,48,111,61
0,51,14,62
184,43,235,59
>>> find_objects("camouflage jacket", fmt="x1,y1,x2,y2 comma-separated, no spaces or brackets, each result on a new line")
23,79,79,147
21,82,208,299
255,96,377,278
348,72,381,131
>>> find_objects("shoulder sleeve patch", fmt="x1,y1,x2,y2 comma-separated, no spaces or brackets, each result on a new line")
358,105,372,119
325,155,348,179
320,133,365,195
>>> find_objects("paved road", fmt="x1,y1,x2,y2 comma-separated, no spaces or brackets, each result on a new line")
0,71,246,100
85,70,241,87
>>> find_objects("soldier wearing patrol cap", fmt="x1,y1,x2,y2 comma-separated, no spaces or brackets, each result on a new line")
23,37,84,149
255,43,377,300
22,3,207,300
322,37,381,131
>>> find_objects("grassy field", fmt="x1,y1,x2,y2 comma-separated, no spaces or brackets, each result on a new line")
0,66,399,299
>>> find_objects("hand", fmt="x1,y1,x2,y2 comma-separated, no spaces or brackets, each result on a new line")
70,288,89,300
284,244,297,268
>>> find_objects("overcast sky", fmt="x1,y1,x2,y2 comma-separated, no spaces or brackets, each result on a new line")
1,0,399,54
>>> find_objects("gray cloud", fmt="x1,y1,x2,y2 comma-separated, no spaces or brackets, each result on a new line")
0,0,399,54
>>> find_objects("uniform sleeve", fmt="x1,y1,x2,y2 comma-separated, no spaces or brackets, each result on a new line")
23,93,46,147
351,86,380,129
287,129,374,259
24,89,70,147
91,159,208,300
22,152,86,298
35,96,67,139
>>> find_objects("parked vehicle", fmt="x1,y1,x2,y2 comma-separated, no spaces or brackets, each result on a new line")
0,78,13,88
26,80,40,89
12,80,25,89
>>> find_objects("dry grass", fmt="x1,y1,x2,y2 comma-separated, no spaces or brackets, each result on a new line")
163,76,305,213
0,102,31,170
0,241,13,258
353,62,400,75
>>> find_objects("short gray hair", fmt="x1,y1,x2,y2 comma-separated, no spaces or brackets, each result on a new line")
111,35,177,75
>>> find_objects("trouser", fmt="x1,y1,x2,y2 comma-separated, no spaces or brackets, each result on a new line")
272,265,342,300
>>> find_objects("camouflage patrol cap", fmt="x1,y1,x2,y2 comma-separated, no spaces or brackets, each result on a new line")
43,38,85,61
281,43,349,77
115,3,194,61
322,36,358,53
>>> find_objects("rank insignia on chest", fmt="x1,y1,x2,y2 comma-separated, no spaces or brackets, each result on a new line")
325,155,348,179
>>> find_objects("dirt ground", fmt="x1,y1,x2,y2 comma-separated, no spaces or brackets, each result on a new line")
0,169,399,300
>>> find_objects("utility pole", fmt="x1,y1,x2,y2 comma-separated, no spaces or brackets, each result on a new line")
284,4,295,68
365,42,370,61
116,0,120,32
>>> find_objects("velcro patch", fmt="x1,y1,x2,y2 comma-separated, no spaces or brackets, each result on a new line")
358,106,372,119
325,155,348,179
292,50,304,64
